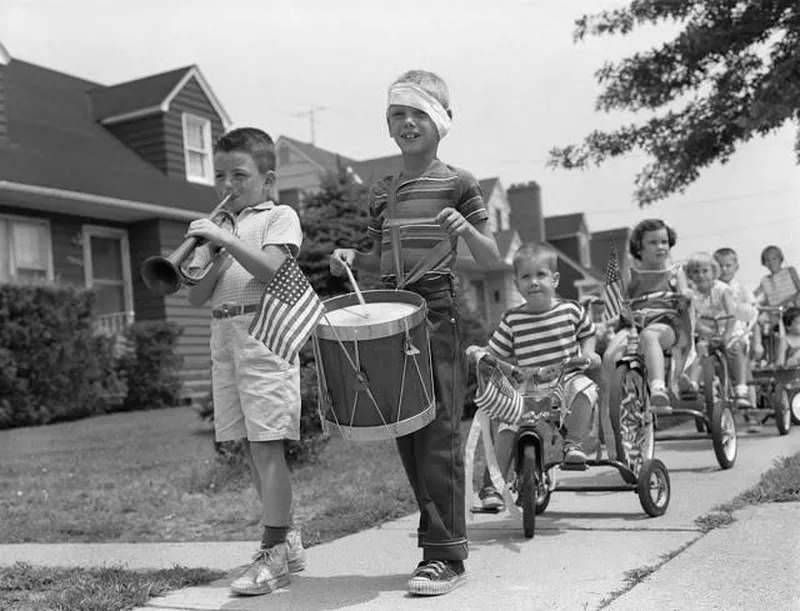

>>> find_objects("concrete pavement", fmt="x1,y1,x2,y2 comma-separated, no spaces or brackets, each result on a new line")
2,423,799,610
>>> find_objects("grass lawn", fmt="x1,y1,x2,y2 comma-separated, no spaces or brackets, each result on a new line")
0,563,225,611
0,407,490,547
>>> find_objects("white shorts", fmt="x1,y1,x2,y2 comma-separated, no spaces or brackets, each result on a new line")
210,314,301,442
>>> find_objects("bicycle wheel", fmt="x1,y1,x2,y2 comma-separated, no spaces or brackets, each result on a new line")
520,443,538,538
609,363,652,476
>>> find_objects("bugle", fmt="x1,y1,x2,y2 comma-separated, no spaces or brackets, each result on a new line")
140,192,237,296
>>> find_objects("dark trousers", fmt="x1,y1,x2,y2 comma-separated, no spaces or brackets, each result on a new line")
390,276,468,562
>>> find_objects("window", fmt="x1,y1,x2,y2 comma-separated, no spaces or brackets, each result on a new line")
182,113,213,184
82,226,133,317
0,215,53,282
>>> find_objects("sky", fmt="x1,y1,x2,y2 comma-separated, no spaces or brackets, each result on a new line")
2,0,798,289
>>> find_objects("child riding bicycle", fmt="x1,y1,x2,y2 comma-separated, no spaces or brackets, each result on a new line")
680,252,751,409
477,243,600,507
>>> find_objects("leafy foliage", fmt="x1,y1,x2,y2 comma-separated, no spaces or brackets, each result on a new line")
0,283,117,428
549,1,800,205
297,169,379,297
117,321,184,411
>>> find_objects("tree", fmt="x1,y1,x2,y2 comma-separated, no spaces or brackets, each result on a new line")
548,1,800,206
296,170,378,298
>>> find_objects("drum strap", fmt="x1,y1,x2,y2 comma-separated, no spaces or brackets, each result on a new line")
385,176,455,290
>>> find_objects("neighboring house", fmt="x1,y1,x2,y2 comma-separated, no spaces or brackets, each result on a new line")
591,226,631,275
0,43,232,403
275,136,359,207
507,182,604,301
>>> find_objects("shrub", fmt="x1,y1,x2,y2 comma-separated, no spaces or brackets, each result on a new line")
0,283,116,428
117,321,184,410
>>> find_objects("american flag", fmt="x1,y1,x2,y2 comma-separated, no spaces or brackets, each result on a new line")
602,240,625,321
249,257,324,363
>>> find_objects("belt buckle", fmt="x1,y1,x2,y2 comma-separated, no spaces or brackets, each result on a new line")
220,303,236,317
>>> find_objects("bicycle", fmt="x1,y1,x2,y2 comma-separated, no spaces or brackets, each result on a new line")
467,347,671,539
749,305,794,434
609,292,738,470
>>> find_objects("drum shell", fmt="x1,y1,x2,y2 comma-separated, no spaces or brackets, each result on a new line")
315,290,435,441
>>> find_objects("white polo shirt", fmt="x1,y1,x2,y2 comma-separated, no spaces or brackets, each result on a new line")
192,200,303,309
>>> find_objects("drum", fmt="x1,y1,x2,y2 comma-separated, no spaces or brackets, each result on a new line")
313,289,435,441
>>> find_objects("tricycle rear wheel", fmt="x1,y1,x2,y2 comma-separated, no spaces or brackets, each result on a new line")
637,458,670,517
775,388,792,436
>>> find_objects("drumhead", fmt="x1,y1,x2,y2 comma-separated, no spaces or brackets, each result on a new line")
319,302,417,327
315,289,427,341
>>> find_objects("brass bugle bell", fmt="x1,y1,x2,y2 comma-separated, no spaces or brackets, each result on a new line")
141,192,238,296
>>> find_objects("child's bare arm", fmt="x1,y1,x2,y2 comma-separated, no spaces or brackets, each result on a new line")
442,214,500,268
578,334,601,369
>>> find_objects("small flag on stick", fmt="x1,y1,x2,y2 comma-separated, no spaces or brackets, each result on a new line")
602,240,624,322
249,257,324,363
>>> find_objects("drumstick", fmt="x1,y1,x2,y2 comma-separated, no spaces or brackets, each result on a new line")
344,262,370,316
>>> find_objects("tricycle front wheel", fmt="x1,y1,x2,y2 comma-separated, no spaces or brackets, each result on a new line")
520,444,538,538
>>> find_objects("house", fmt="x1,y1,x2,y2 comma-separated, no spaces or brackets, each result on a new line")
507,183,604,301
591,226,631,276
0,43,231,403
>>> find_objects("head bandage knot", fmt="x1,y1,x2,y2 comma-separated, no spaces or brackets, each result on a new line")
387,83,451,139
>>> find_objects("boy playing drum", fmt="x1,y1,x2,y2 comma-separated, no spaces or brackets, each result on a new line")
330,69,500,596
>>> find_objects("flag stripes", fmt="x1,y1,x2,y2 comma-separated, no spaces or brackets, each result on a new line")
603,240,624,322
249,257,323,363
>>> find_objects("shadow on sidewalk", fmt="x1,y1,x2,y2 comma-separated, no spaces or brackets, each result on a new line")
190,572,410,611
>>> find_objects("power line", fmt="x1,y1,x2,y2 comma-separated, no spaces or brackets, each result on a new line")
679,213,800,240
582,188,798,215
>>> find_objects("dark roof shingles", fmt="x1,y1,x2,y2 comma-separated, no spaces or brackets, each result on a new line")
2,60,216,212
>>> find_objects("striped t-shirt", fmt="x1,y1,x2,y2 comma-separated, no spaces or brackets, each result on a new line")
367,160,489,279
489,300,595,368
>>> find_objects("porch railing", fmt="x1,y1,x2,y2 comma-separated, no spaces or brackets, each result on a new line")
94,310,135,337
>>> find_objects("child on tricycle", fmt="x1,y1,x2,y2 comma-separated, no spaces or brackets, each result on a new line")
602,219,694,416
476,243,600,508
680,251,751,409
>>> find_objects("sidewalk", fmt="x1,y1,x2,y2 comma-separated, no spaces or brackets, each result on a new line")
2,428,799,610
605,502,800,611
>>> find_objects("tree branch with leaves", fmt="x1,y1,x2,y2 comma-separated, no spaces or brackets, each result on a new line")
548,0,800,206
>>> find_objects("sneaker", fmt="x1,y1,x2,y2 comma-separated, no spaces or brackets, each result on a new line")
407,560,467,596
564,444,587,465
230,544,290,596
286,527,307,573
677,374,699,397
650,388,672,414
478,487,505,512
734,387,752,409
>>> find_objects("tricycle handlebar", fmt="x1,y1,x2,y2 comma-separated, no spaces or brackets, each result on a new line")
625,291,691,309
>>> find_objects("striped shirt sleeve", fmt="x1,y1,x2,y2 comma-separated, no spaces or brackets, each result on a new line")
575,302,596,342
367,180,388,240
488,314,514,359
455,169,489,225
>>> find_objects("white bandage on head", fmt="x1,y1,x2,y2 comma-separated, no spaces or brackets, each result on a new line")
387,82,452,139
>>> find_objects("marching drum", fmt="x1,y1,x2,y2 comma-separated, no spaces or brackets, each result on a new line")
313,289,435,441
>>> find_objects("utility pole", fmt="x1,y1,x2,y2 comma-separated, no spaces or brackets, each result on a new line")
294,106,328,145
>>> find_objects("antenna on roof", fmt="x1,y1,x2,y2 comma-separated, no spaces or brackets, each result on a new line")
293,106,328,145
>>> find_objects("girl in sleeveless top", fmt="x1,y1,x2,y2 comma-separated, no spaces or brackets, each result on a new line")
601,219,693,417
755,245,800,308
